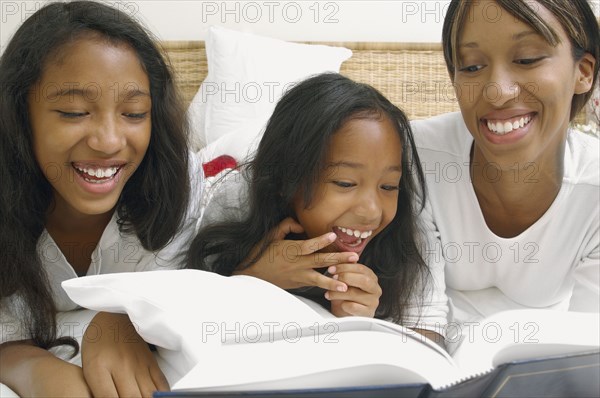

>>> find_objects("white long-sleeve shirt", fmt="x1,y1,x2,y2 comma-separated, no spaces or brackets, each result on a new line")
411,112,599,349
1,153,205,346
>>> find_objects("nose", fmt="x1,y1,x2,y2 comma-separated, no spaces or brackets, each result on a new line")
87,114,126,155
484,66,520,107
355,188,383,224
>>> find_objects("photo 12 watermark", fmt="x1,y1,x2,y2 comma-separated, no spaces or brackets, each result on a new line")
199,1,340,24
1,1,139,23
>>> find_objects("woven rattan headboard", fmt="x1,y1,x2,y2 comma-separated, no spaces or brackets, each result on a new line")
160,41,460,121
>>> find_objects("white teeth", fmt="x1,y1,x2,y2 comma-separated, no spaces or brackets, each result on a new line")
75,166,119,179
487,116,531,135
338,227,373,239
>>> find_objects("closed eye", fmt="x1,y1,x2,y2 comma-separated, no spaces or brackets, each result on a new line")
124,112,148,119
515,57,545,65
381,184,400,191
57,111,87,118
332,181,355,188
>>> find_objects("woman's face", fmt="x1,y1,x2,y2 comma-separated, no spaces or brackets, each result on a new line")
454,0,594,170
292,116,403,257
28,37,152,219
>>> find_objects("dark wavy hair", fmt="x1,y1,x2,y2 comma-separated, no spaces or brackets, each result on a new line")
442,0,600,120
187,73,429,324
0,1,190,350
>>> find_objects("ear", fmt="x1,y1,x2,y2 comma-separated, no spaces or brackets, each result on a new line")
574,52,596,94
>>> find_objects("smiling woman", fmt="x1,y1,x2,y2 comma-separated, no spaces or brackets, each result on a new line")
411,0,600,353
0,1,202,397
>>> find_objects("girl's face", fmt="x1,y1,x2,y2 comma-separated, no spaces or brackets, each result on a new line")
454,0,594,169
28,37,151,219
293,116,402,256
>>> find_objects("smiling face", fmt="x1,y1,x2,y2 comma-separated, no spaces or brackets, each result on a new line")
293,116,402,256
28,36,152,220
454,0,594,169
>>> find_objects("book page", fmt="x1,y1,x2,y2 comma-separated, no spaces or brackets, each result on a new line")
451,309,600,381
174,328,461,391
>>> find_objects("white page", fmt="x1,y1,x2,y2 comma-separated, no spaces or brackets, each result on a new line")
451,309,600,382
174,329,461,391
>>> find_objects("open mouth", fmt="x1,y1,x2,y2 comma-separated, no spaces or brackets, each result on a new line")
333,226,373,248
73,163,124,184
484,114,534,135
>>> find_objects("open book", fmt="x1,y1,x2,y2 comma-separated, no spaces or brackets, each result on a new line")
62,270,600,397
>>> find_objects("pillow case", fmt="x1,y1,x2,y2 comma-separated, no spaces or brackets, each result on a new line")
61,270,327,383
188,26,352,152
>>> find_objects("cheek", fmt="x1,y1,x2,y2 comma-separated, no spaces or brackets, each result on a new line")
383,195,399,227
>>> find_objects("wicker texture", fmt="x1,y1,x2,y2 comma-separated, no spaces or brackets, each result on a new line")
160,40,586,123
160,41,459,120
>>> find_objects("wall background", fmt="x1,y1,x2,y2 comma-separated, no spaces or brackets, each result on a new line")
2,0,599,53
1,0,456,53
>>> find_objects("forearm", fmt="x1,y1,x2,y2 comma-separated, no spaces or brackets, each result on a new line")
0,341,90,397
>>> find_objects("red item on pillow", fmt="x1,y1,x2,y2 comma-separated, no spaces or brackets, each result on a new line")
202,155,237,177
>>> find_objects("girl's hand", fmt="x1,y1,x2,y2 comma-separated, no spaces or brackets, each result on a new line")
234,217,356,292
324,263,382,318
0,341,91,397
82,312,169,398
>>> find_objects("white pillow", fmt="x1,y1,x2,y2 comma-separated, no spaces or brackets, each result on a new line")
61,270,326,382
188,26,352,152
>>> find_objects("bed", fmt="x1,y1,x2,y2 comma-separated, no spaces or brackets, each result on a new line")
1,30,595,398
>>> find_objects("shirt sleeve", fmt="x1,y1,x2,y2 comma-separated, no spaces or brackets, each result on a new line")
196,170,248,231
569,238,600,313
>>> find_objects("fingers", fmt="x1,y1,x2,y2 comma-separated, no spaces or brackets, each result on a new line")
332,299,374,317
84,366,120,398
328,263,381,295
274,217,304,239
88,366,165,398
112,369,143,398
150,363,170,393
307,270,348,292
325,263,382,317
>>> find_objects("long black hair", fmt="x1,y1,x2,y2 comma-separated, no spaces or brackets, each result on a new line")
188,73,429,323
0,1,190,349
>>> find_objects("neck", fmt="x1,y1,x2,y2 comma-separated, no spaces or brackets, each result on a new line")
45,202,115,276
470,146,564,238
46,205,114,236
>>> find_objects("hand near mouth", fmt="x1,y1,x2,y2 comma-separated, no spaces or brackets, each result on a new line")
233,217,357,292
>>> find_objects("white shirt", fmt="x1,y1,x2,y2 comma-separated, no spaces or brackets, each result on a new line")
0,153,205,345
411,112,600,347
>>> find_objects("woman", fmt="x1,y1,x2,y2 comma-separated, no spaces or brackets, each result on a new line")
411,0,599,351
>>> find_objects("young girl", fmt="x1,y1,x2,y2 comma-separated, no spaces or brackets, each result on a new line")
0,1,202,396
188,73,436,329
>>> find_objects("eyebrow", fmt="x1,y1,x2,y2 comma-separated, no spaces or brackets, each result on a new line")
48,87,150,100
459,29,539,48
328,161,402,173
